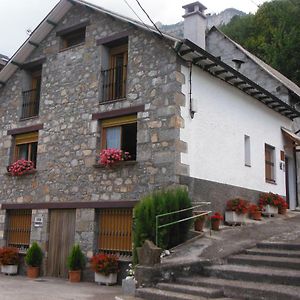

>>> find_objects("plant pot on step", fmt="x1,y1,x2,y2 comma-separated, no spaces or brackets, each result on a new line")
69,270,81,283
95,272,117,285
1,265,18,275
250,211,262,220
225,211,246,225
27,266,40,278
211,219,221,231
262,205,278,217
278,207,287,215
194,217,205,231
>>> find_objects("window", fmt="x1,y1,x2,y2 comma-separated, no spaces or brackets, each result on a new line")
61,27,86,49
244,135,251,167
6,210,32,251
98,208,133,256
102,44,128,102
13,131,38,167
21,67,42,119
101,115,137,160
265,144,275,183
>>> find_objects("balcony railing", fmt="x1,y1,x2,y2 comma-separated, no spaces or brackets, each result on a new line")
21,89,40,119
101,65,127,102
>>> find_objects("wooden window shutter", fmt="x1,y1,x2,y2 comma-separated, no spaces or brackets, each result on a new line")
15,132,38,145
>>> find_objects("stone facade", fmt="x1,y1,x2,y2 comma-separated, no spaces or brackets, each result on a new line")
0,3,188,277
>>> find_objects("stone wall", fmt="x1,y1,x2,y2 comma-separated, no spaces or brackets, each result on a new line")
0,3,186,209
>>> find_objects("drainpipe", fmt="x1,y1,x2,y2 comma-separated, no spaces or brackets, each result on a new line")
293,146,299,207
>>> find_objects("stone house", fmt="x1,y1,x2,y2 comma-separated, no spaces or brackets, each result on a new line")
0,0,299,279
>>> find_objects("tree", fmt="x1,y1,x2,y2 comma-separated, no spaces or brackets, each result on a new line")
221,0,300,86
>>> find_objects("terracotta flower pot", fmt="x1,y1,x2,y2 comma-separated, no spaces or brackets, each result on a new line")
211,219,221,231
69,270,81,283
27,266,39,278
250,211,262,220
194,218,205,231
278,207,287,215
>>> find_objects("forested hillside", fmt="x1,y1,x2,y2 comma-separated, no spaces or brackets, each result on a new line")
221,0,300,86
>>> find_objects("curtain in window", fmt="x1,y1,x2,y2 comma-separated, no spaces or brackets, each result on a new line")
106,126,121,149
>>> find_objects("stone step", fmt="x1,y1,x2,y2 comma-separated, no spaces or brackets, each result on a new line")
257,242,300,251
136,287,211,300
245,247,300,258
227,254,300,269
156,283,224,298
177,276,300,300
203,264,300,286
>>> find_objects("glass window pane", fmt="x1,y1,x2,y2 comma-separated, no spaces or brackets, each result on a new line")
17,144,29,160
106,127,121,149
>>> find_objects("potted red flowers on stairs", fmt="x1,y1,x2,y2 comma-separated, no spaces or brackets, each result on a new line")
210,212,223,231
225,198,249,225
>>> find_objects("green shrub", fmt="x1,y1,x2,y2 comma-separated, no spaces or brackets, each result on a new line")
67,245,85,271
25,242,43,267
133,187,192,263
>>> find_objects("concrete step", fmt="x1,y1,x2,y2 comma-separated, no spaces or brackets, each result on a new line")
156,282,224,298
203,264,300,286
227,253,300,269
177,276,300,300
245,247,300,258
257,242,300,251
136,287,211,300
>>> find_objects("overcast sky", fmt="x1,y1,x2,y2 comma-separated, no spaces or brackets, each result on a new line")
0,0,270,57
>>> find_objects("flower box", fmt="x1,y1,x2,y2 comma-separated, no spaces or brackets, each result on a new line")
94,272,117,285
262,205,278,216
225,211,246,224
1,265,18,275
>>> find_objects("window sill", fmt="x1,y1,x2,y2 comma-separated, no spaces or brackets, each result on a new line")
59,42,85,53
93,161,137,169
266,179,277,185
19,115,39,121
99,98,127,105
5,169,37,177
244,164,251,168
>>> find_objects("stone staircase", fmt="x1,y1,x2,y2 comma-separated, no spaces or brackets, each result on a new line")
136,241,300,299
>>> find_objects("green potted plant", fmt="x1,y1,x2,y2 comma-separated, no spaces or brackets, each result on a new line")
225,198,249,224
91,253,119,285
67,245,85,283
25,242,43,278
210,212,223,231
0,247,19,275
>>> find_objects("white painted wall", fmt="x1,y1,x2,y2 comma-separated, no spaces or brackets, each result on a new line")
180,65,294,196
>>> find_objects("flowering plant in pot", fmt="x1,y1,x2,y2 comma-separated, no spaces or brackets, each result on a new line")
248,204,262,220
91,253,119,285
99,148,131,167
259,192,280,216
7,159,34,176
277,198,288,215
0,247,19,275
25,242,43,278
209,212,223,231
67,245,85,283
225,198,249,224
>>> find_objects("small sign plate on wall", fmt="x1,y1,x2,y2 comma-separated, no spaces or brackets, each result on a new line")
34,217,43,227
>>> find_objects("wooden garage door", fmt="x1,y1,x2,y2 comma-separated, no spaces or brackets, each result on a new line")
47,209,76,278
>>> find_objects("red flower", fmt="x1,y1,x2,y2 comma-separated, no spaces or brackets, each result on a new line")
99,148,131,166
210,212,224,221
90,253,119,276
7,160,34,176
226,198,249,215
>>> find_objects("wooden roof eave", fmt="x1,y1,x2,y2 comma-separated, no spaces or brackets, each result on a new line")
176,39,300,120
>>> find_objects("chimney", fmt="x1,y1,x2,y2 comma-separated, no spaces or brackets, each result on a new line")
182,2,207,49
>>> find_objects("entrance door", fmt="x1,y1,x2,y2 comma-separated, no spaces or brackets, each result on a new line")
47,209,76,277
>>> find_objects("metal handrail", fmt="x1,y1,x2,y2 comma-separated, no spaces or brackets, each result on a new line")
155,202,212,247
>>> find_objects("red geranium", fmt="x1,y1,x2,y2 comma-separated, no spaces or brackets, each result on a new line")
226,198,249,215
259,192,287,208
210,212,224,221
7,160,34,176
90,253,118,276
99,148,130,166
